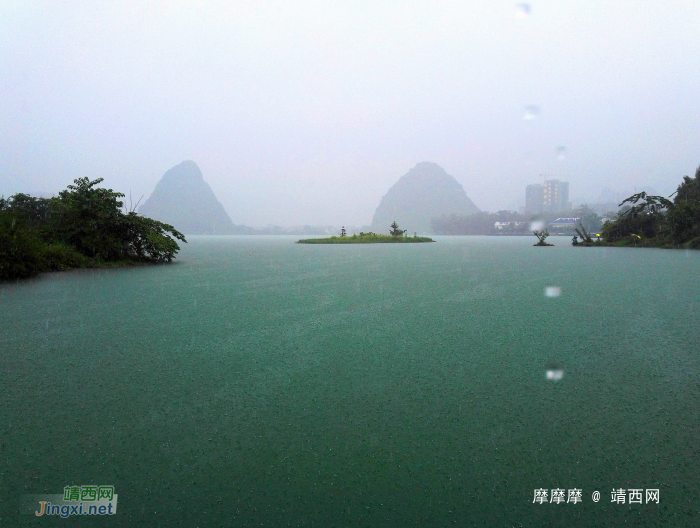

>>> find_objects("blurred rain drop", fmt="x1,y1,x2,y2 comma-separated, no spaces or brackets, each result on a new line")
516,3,531,17
545,362,565,381
556,146,567,160
523,105,540,120
544,286,561,297
529,220,545,231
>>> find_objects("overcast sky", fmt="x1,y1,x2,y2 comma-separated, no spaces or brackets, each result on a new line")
2,1,699,225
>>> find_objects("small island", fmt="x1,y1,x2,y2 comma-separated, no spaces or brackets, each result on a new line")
533,228,554,246
297,222,435,244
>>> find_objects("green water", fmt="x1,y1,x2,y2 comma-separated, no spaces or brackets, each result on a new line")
2,236,699,527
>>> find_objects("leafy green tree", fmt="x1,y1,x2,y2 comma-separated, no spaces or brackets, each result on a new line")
667,165,700,244
3,193,54,226
122,213,186,262
602,191,672,242
389,221,405,237
51,177,128,259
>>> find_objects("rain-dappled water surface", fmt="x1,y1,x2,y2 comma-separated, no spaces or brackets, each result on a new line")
2,236,699,527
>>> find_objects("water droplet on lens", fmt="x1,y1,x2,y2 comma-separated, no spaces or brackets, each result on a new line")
556,146,567,160
544,286,561,297
545,361,565,381
516,3,531,17
523,105,540,120
529,220,545,232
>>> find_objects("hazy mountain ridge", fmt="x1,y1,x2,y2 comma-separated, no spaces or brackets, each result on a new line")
139,161,239,235
370,162,480,235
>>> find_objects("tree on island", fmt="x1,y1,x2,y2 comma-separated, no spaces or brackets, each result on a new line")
533,228,553,246
390,221,406,237
572,223,594,245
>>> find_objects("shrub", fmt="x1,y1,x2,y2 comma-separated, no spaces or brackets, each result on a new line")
42,243,90,271
0,212,45,279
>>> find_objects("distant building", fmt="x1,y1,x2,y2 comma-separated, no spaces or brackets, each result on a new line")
549,217,580,231
526,184,544,213
543,179,570,212
494,221,526,230
525,178,570,213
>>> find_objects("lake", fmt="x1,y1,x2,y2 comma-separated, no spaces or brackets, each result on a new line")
2,236,698,526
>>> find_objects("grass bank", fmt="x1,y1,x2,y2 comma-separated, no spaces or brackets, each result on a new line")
297,234,435,244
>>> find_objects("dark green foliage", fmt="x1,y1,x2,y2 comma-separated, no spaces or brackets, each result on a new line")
667,200,700,244
0,177,187,280
602,191,672,241
122,212,186,262
0,211,45,279
2,193,54,226
51,177,129,259
389,221,406,237
674,166,700,202
42,243,90,271
599,165,700,248
667,165,700,244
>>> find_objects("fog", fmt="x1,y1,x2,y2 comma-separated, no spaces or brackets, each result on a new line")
1,1,699,226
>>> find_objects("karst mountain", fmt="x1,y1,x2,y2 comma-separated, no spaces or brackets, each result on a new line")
370,162,480,235
139,160,237,235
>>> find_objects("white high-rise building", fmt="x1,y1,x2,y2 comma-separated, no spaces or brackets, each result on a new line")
525,178,570,213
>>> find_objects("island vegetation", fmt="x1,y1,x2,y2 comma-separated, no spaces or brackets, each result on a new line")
571,224,601,246
575,166,700,249
533,229,554,246
0,177,186,280
297,222,434,244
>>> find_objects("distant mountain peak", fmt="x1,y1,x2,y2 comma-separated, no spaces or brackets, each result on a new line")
160,160,204,183
139,161,236,235
370,162,480,235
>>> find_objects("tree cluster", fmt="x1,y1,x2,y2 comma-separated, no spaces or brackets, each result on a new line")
1,177,186,280
601,166,700,247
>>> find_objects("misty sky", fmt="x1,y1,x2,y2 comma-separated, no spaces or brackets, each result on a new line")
2,1,699,226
